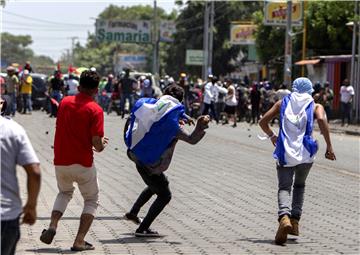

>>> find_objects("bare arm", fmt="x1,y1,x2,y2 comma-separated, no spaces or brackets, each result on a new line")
22,163,41,225
314,104,336,160
177,115,210,145
259,100,281,146
92,136,108,152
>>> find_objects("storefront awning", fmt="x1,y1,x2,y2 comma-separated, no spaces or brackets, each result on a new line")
295,59,320,65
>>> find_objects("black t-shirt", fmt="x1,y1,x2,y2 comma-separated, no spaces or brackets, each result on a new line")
51,78,64,91
120,77,136,94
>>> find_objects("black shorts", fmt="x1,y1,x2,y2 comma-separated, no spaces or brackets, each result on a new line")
224,105,236,115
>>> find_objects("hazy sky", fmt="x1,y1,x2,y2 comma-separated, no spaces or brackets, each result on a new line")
1,0,176,61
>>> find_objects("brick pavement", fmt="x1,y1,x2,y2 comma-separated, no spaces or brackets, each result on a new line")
13,112,360,255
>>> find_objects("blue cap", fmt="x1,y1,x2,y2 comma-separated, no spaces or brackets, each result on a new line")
292,77,314,95
143,79,150,88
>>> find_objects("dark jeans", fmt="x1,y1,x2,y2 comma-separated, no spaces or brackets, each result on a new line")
120,93,134,118
341,102,352,125
130,164,172,231
50,90,62,117
202,102,219,123
1,218,20,255
251,104,260,123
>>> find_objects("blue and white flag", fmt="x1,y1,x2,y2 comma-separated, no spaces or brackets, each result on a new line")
125,95,186,165
274,92,318,167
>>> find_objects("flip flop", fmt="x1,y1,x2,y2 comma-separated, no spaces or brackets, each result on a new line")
40,228,56,244
70,241,95,251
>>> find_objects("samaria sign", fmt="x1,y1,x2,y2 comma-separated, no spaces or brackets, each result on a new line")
96,20,151,43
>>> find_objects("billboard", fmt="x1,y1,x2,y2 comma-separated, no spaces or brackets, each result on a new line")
264,1,303,27
185,50,203,66
96,20,151,43
230,24,257,45
160,21,176,42
115,54,147,73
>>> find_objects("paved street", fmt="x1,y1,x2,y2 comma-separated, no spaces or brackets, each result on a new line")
14,112,359,255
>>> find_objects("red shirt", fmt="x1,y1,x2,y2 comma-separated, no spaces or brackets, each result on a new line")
54,92,104,167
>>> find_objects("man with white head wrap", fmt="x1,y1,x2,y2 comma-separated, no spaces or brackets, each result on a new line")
259,77,336,245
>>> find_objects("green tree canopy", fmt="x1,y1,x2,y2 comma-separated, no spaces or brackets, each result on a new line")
163,1,261,79
253,1,355,82
1,32,34,66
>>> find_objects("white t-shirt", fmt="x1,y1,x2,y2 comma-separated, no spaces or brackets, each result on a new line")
0,117,39,220
340,85,355,103
67,79,79,95
203,82,217,104
225,85,237,106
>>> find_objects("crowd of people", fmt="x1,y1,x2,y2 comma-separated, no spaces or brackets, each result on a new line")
0,62,355,127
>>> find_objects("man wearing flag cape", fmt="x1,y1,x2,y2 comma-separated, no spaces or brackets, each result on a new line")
259,77,336,245
124,84,210,237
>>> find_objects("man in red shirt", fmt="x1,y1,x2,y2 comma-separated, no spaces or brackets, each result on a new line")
40,70,107,251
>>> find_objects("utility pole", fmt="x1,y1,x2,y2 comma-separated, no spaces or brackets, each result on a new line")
153,0,159,75
357,0,360,123
68,36,78,65
202,2,210,80
350,1,359,123
208,1,215,76
301,0,307,76
283,0,292,86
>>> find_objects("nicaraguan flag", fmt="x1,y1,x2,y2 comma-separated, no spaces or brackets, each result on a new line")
125,95,186,165
274,92,318,167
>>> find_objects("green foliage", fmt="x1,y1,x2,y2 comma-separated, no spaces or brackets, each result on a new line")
164,1,262,78
306,1,354,55
73,4,173,75
1,32,34,65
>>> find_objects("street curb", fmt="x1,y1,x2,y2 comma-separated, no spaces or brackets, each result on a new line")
314,126,360,136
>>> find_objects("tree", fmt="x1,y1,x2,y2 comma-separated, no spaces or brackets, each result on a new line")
253,1,355,82
163,1,262,79
306,1,354,55
1,32,34,65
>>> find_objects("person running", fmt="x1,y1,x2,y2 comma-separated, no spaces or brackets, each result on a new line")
40,70,107,251
1,98,41,255
124,84,209,237
259,77,336,245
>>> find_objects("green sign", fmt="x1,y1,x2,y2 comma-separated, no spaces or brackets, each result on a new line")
96,20,151,43
186,50,204,66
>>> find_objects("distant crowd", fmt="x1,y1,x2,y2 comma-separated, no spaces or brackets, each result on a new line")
0,63,355,126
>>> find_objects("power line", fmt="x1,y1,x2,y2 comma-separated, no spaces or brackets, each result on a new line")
3,10,91,26
3,26,92,31
3,20,93,28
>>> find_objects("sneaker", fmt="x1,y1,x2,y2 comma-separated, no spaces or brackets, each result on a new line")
124,213,142,225
135,228,160,237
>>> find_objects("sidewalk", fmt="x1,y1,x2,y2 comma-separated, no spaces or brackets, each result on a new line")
315,119,360,136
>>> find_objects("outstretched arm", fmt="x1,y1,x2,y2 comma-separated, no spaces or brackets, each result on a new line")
259,100,281,146
314,104,336,160
177,115,210,145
